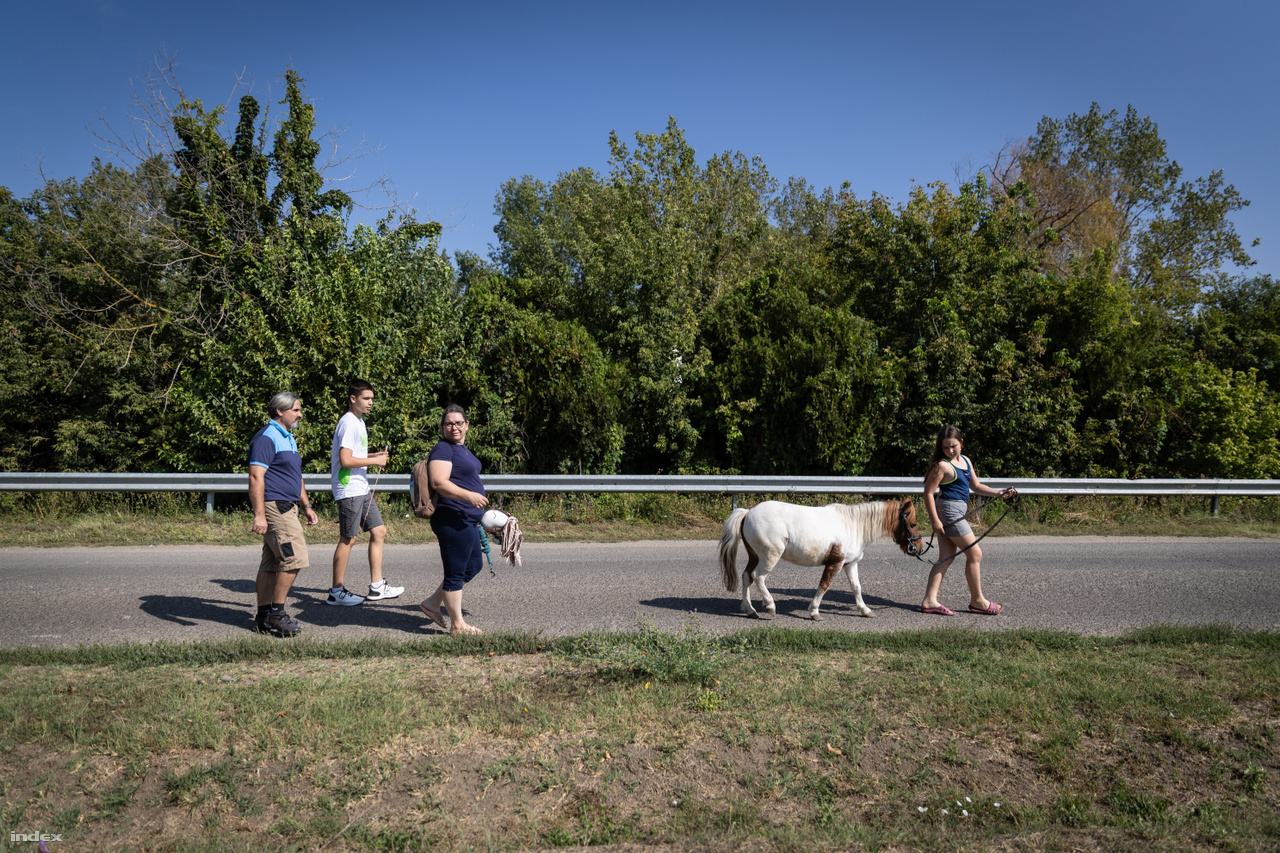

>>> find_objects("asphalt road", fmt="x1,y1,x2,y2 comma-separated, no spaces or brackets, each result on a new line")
1,536,1277,647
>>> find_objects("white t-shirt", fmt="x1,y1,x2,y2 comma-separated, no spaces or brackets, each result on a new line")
330,412,370,500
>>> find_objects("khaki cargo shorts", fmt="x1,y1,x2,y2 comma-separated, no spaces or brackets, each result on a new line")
260,500,310,573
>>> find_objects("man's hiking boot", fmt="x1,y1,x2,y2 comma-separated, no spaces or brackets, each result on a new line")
256,608,301,638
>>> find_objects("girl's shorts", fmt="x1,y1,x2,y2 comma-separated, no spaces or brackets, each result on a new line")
937,499,972,538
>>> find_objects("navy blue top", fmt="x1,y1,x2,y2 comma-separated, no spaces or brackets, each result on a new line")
248,420,304,502
429,440,485,521
936,455,973,502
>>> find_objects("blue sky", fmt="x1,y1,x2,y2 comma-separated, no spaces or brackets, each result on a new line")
4,0,1277,276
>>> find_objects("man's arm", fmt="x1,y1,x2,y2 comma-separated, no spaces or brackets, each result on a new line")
249,466,268,535
298,480,319,526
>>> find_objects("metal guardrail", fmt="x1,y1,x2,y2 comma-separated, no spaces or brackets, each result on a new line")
2,472,1278,514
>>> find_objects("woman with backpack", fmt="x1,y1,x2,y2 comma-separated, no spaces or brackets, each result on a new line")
418,405,488,635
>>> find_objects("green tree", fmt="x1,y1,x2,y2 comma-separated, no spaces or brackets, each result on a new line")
698,270,895,474
157,69,465,474
444,273,625,474
0,161,191,472
1,66,457,477
983,104,1266,476
165,215,457,473
1164,363,1280,478
493,118,780,471
1197,275,1280,390
825,176,1082,476
990,103,1253,302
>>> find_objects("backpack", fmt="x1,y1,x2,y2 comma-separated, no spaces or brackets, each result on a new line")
408,459,436,519
408,444,454,519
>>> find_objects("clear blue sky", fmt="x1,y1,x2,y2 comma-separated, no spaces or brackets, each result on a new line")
5,0,1277,277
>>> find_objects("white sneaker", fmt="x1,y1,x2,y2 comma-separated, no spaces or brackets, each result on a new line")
366,581,404,601
326,586,365,606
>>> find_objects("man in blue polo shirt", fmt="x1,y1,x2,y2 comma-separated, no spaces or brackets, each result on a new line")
248,391,319,637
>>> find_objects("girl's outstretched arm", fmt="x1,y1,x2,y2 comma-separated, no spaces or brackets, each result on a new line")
969,462,1017,499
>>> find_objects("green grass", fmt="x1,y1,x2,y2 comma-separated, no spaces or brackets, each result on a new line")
5,490,1280,546
0,624,1276,851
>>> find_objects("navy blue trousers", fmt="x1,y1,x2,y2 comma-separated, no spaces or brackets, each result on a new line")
430,507,482,592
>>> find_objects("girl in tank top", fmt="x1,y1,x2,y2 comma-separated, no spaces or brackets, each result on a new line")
920,425,1016,616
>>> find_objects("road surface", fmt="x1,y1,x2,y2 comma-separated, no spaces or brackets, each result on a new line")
1,536,1277,647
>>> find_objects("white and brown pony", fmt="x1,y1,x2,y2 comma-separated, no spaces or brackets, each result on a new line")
719,499,922,620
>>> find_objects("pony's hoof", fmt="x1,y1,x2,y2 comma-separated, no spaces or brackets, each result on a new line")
810,612,823,622
744,609,761,619
861,610,875,618
764,607,776,618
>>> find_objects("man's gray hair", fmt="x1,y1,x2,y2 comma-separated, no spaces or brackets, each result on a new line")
268,392,300,419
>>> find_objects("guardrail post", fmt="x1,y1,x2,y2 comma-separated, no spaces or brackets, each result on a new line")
205,492,215,515
1210,496,1219,517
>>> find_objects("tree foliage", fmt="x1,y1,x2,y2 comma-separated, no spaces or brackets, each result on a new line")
494,118,781,471
1,83,1275,481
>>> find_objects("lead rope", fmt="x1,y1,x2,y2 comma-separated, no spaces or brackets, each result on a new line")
912,494,1019,567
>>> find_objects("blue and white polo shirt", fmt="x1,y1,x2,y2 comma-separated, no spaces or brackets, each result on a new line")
248,420,304,502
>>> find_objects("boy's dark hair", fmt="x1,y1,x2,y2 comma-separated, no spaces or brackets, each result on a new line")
347,379,374,401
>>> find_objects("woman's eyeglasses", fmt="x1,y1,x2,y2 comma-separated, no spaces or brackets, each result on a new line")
444,421,467,429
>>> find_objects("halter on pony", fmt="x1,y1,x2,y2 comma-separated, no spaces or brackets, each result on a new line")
899,502,929,558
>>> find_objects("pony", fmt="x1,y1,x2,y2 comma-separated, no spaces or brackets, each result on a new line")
719,499,922,620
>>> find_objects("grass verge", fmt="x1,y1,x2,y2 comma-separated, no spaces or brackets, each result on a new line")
5,491,1280,546
0,624,1275,851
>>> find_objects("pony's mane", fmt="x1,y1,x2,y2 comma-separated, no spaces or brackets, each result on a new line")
833,500,897,542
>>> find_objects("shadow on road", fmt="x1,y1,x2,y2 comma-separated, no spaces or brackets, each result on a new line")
292,589,446,634
138,594,253,630
642,587,919,621
138,580,451,635
209,578,256,595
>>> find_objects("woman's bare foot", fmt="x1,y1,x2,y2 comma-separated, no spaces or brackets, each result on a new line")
450,624,484,636
418,601,448,630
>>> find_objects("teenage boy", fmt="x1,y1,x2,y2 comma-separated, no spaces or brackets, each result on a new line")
248,392,319,636
327,379,403,605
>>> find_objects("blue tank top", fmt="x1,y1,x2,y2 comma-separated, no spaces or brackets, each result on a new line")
936,455,973,501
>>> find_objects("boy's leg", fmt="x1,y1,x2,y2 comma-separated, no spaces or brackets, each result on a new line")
332,537,356,589
327,538,365,604
362,499,402,600
328,496,367,604
368,524,386,585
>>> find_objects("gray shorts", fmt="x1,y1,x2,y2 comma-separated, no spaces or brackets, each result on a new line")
937,499,972,538
337,494,384,539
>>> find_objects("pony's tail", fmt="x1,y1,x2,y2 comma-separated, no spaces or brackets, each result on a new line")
719,508,749,592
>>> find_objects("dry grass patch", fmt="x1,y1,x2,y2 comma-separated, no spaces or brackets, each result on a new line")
0,626,1276,851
